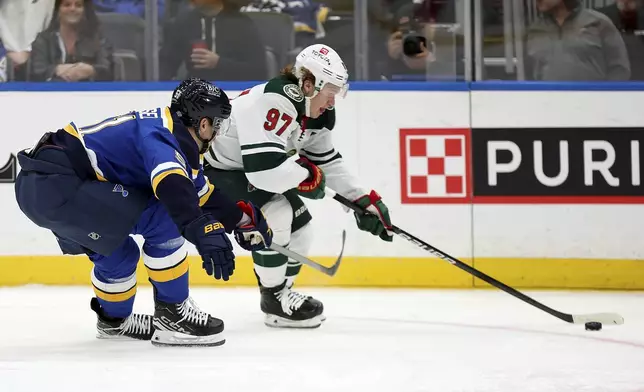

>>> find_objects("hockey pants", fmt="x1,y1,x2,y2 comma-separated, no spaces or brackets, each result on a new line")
203,168,313,288
15,146,189,318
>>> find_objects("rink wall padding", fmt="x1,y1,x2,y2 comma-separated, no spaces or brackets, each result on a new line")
1,256,643,289
1,81,644,289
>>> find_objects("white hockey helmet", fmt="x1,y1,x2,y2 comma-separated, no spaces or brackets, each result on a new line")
293,44,349,99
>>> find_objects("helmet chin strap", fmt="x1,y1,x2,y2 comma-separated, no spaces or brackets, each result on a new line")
198,137,212,155
304,97,313,117
300,78,320,118
194,123,214,155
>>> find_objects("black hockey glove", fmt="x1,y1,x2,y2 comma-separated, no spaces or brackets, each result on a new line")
234,201,273,251
183,214,235,281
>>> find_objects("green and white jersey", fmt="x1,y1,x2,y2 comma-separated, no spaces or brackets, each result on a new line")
206,75,365,199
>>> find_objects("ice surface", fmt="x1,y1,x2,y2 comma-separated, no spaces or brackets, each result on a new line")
1,286,643,392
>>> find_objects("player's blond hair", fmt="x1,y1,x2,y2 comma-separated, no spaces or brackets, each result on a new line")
281,64,316,87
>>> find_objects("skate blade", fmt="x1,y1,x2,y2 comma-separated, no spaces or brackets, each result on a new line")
264,313,325,329
151,330,225,347
96,333,151,341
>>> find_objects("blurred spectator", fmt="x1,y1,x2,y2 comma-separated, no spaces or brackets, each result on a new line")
30,0,114,82
410,0,454,23
598,0,644,80
369,0,452,26
240,0,331,48
525,0,630,81
380,4,435,80
0,0,55,77
376,1,458,80
159,0,265,81
368,0,409,24
0,41,6,82
93,0,165,20
163,0,195,22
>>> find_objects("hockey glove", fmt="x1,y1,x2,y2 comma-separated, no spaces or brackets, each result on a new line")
295,156,326,200
354,190,393,242
183,214,236,281
234,201,273,251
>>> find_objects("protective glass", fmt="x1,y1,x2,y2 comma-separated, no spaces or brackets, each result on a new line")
319,82,350,99
212,117,231,137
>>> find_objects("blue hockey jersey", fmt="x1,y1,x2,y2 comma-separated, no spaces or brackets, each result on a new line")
60,107,211,204
50,106,241,232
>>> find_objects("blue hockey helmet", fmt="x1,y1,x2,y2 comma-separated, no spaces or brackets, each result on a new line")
170,78,232,136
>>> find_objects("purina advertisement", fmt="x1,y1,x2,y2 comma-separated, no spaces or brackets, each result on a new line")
0,87,642,289
471,127,643,203
400,126,644,204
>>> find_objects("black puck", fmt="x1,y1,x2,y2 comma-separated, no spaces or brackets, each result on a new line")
585,321,602,331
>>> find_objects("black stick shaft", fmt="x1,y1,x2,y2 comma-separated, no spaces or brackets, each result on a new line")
330,191,573,323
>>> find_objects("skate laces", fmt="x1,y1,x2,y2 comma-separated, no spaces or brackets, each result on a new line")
276,288,308,316
120,313,151,336
177,297,209,326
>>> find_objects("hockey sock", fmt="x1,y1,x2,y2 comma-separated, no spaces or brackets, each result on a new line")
143,243,189,304
91,267,137,319
284,224,311,288
285,262,302,288
253,249,288,288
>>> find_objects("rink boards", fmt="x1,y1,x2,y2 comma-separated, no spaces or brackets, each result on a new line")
0,82,643,289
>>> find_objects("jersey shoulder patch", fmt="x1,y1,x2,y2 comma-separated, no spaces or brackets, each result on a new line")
282,84,304,102
264,76,305,115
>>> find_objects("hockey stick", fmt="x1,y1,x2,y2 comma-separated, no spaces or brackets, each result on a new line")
325,188,624,326
269,230,346,277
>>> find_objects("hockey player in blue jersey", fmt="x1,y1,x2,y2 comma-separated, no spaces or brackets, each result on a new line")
14,78,273,347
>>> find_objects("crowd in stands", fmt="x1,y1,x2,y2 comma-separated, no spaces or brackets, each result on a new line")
0,0,642,82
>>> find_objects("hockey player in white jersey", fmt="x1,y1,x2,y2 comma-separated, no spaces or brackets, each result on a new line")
203,44,393,328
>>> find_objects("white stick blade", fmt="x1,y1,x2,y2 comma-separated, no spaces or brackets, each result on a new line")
572,313,624,325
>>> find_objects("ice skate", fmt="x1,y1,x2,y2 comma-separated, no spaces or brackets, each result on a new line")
260,281,325,328
90,297,154,341
151,297,225,347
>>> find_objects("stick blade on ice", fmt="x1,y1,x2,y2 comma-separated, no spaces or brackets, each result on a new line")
572,313,625,325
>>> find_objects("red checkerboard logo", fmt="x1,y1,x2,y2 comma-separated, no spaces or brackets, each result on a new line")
399,128,471,204
319,47,329,55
